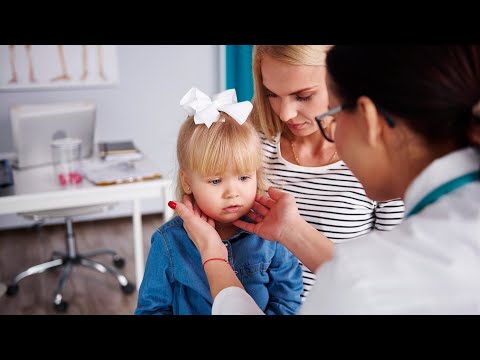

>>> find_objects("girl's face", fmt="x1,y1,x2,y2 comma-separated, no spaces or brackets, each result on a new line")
261,54,330,138
184,165,258,224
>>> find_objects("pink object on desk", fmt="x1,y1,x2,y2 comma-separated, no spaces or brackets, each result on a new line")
69,172,83,184
58,173,67,186
58,172,83,186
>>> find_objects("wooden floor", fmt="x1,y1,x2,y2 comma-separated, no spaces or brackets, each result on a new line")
0,214,166,315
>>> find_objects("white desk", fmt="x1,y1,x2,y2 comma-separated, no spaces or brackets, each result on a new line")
0,159,174,289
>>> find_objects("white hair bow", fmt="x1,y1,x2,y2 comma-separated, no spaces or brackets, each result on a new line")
180,87,253,128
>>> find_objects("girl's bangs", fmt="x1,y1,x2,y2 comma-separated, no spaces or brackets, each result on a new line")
189,126,261,176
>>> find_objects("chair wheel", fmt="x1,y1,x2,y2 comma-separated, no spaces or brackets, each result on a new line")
6,284,19,296
113,256,125,269
54,300,69,312
121,283,135,294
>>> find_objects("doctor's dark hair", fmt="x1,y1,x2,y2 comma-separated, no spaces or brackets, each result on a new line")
326,45,480,149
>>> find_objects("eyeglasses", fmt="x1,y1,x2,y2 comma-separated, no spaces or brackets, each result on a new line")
315,103,396,143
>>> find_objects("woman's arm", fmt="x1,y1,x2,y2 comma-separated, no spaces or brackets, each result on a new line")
233,187,334,272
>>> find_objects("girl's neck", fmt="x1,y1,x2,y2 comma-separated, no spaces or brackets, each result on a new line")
215,222,238,240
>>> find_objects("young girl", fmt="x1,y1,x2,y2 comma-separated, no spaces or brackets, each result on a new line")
134,87,303,315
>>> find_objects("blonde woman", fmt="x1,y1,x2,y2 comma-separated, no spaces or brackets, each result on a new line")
251,46,405,299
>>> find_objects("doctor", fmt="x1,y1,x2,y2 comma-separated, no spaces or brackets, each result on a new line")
170,45,480,314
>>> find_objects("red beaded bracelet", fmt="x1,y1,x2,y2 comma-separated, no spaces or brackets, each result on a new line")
202,258,229,272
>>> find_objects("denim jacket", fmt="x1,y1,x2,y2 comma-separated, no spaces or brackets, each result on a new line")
135,216,303,315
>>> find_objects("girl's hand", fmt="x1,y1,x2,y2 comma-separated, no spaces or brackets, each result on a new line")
233,187,303,244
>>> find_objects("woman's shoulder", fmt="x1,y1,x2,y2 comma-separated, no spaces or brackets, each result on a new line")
258,130,280,145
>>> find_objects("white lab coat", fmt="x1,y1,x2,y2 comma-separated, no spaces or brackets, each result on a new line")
212,147,480,315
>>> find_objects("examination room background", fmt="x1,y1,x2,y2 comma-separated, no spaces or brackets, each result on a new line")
0,45,222,229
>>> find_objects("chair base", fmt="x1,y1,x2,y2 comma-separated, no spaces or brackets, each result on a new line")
6,249,135,312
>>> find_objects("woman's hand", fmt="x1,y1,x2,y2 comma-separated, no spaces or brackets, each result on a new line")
172,195,227,262
233,187,304,244
234,187,333,272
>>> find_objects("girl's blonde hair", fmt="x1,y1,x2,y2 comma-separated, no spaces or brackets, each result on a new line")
251,45,332,141
176,114,266,201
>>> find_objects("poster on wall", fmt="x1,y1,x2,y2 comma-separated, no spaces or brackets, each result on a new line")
0,45,119,91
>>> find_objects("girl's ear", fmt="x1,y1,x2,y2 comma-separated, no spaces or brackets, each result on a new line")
180,170,192,194
357,96,383,147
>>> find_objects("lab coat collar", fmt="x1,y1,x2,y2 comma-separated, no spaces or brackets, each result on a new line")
404,147,480,216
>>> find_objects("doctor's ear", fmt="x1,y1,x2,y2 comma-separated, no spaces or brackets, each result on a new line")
357,96,384,146
180,170,192,194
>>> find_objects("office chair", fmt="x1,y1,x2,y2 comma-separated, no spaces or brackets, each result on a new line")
6,204,135,312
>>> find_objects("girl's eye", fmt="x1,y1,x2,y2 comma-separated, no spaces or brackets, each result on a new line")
239,176,251,181
296,95,312,102
209,179,221,185
266,91,277,98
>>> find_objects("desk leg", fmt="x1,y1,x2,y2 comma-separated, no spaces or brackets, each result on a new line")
163,181,174,222
132,199,144,290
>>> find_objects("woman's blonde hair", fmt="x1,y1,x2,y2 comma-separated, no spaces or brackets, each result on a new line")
176,114,266,201
251,45,332,141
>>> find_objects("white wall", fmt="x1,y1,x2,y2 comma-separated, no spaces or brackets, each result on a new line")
0,45,220,229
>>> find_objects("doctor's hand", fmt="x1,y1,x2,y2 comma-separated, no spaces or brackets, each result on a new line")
233,187,304,244
171,195,227,262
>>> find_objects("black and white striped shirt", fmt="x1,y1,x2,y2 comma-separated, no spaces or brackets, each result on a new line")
261,134,405,300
